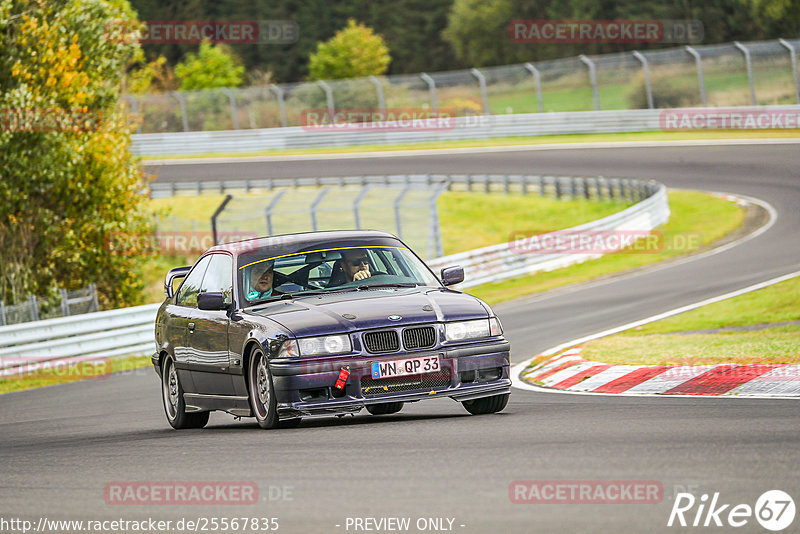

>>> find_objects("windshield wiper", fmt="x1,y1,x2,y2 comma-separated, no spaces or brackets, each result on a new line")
356,283,418,290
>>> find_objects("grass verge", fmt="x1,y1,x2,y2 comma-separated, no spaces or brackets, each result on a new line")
0,354,152,395
470,190,744,305
580,276,800,365
140,130,800,161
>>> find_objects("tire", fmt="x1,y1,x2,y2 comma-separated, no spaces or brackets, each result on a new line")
248,347,279,429
161,357,209,429
366,402,404,415
461,393,509,415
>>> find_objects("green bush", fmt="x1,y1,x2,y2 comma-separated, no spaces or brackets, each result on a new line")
626,71,696,109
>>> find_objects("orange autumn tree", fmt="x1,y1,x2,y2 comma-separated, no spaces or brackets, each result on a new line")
0,0,153,308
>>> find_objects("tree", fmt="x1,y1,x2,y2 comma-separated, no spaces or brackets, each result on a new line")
308,19,390,80
0,0,153,307
174,42,245,90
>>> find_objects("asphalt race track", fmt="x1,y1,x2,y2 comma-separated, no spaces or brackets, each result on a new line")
1,142,798,533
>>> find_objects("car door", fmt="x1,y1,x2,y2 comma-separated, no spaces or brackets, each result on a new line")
187,253,236,395
171,254,212,394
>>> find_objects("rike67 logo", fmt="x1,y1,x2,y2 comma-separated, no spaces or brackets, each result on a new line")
668,490,795,531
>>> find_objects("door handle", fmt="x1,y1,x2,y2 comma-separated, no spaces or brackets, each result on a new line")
188,322,195,333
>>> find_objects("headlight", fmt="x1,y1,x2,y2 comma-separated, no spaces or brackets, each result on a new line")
445,319,490,341
297,334,351,357
276,339,299,358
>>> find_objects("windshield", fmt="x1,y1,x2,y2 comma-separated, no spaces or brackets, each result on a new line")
238,245,441,304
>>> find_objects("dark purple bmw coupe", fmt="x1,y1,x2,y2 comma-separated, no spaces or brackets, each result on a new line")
153,230,511,429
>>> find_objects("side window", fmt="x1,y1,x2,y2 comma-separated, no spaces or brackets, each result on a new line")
176,255,212,307
201,254,233,303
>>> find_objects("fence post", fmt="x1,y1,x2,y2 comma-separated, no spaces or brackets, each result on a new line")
264,190,287,236
524,63,544,112
632,51,654,109
310,188,330,232
368,76,386,115
316,81,335,122
521,175,528,195
269,84,288,127
60,288,70,317
171,91,189,132
221,87,240,130
210,194,233,245
125,95,142,134
428,182,448,259
353,185,371,229
29,294,39,322
420,73,438,113
470,68,490,115
394,185,411,239
779,39,800,104
685,46,707,106
579,55,600,111
0,301,4,326
734,42,756,105
90,283,99,313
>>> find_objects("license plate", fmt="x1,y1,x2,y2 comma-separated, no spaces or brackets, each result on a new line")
371,355,440,379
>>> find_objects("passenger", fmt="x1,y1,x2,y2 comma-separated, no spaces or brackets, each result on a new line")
246,260,275,300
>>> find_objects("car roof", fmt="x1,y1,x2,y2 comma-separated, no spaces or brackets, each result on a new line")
208,230,401,257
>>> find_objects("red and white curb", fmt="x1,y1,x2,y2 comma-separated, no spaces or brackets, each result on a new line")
518,347,800,397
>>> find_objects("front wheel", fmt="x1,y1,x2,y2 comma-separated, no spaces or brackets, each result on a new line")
248,347,279,429
161,357,209,429
461,393,509,415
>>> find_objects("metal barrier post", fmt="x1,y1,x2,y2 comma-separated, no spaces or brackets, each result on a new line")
210,194,233,245
125,95,142,134
353,185,371,229
734,42,756,105
779,39,800,104
579,55,600,111
310,188,330,231
264,190,287,236
171,91,189,132
632,51,654,109
428,182,448,259
29,294,39,322
685,46,707,106
394,185,411,239
470,68,490,115
60,289,70,317
269,84,288,127
90,284,99,313
316,81,335,122
420,73,438,113
369,76,386,115
0,301,4,326
221,88,240,129
524,63,544,112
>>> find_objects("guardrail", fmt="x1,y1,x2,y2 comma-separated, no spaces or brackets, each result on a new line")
0,303,159,373
0,175,666,369
132,105,800,156
429,182,668,288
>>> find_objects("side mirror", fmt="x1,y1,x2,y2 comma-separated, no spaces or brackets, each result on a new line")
440,265,464,286
164,266,191,298
198,292,227,311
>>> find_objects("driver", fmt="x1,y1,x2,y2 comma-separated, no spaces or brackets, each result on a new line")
341,249,372,282
246,260,276,300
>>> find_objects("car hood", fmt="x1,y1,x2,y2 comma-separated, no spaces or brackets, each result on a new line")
244,287,489,338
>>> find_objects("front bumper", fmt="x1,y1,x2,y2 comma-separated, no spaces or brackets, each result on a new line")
269,340,511,418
